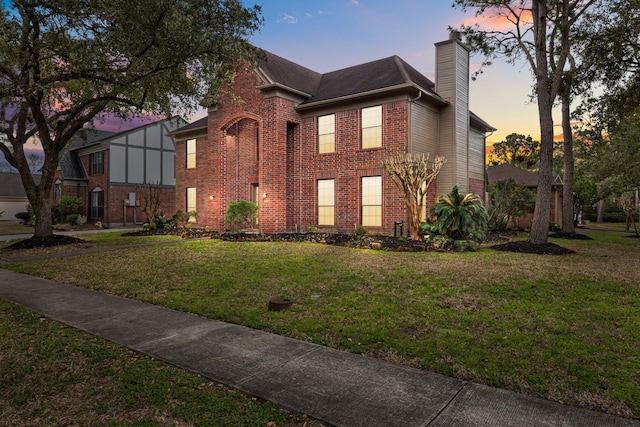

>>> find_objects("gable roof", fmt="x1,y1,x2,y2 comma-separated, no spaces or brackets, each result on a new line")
59,129,116,179
257,52,439,107
306,56,436,104
258,51,322,97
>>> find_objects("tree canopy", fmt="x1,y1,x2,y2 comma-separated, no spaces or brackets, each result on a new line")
453,0,597,244
0,0,262,237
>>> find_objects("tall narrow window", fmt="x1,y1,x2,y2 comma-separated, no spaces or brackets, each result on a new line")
186,187,196,221
318,114,335,154
186,139,196,169
90,151,104,174
54,180,62,200
91,188,104,218
317,179,335,226
361,176,382,227
361,105,382,149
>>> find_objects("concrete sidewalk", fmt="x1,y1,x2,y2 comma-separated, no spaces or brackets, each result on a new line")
0,269,637,427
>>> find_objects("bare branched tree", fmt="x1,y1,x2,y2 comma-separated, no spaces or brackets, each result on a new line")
383,153,446,240
137,182,163,229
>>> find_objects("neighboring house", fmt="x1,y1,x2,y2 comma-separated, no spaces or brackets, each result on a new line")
486,162,564,228
0,172,40,219
54,117,185,227
170,33,495,235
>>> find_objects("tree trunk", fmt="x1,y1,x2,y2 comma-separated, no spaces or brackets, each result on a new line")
561,91,575,234
25,149,59,238
529,105,554,244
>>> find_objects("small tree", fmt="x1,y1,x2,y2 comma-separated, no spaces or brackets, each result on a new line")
383,153,446,240
137,182,163,229
618,193,639,236
225,201,259,232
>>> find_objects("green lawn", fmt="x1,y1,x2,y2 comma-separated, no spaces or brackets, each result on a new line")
0,220,33,236
2,231,639,420
0,299,320,426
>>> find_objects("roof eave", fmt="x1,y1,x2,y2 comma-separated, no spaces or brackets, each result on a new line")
470,111,497,133
257,82,312,100
296,83,446,112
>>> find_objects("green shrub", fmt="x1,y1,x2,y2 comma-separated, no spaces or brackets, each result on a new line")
225,201,258,231
52,197,84,224
15,211,31,222
487,178,535,231
353,225,368,239
423,184,488,251
65,214,87,226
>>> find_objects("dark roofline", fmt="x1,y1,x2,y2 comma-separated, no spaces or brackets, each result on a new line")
72,116,184,151
296,83,447,112
470,111,497,133
167,116,208,137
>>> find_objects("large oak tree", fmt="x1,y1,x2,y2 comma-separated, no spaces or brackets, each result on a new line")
0,0,262,238
453,0,596,244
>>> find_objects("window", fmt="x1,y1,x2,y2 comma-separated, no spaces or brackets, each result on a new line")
54,180,62,200
91,188,104,218
361,105,382,149
186,139,196,169
186,187,196,221
318,114,335,153
90,151,104,175
361,176,382,227
317,179,335,226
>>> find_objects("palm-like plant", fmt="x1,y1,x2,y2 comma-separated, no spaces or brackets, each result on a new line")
432,184,489,241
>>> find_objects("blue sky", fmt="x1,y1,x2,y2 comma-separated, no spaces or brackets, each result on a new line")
230,0,550,144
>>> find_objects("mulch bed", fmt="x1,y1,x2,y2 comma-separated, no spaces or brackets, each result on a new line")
490,241,575,255
5,228,578,255
4,235,86,250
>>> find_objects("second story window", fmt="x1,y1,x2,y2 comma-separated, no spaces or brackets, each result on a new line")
361,105,382,149
186,139,196,169
90,151,104,175
318,114,335,153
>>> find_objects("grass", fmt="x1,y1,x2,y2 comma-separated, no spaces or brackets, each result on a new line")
2,230,640,420
0,299,320,426
0,220,33,236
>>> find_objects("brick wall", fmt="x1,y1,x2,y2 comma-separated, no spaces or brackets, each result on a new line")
175,66,474,236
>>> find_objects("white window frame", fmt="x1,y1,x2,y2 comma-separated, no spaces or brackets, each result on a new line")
318,114,335,154
186,187,196,221
361,105,382,149
361,176,382,227
186,139,196,169
317,179,335,226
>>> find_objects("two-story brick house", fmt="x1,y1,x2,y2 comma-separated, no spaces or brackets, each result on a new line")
171,33,495,236
54,117,185,227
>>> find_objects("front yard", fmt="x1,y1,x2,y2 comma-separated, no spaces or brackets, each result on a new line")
2,230,639,420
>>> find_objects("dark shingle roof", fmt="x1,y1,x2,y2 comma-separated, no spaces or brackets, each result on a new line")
170,116,208,135
487,163,540,187
59,129,116,179
259,52,322,96
258,53,436,105
0,172,41,197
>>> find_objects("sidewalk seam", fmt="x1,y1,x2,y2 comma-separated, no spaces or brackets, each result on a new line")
425,381,468,426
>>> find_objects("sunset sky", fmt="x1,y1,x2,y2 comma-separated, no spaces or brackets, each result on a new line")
224,0,560,145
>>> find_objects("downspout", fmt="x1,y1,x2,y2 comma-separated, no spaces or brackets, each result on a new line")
407,90,422,237
106,147,111,227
